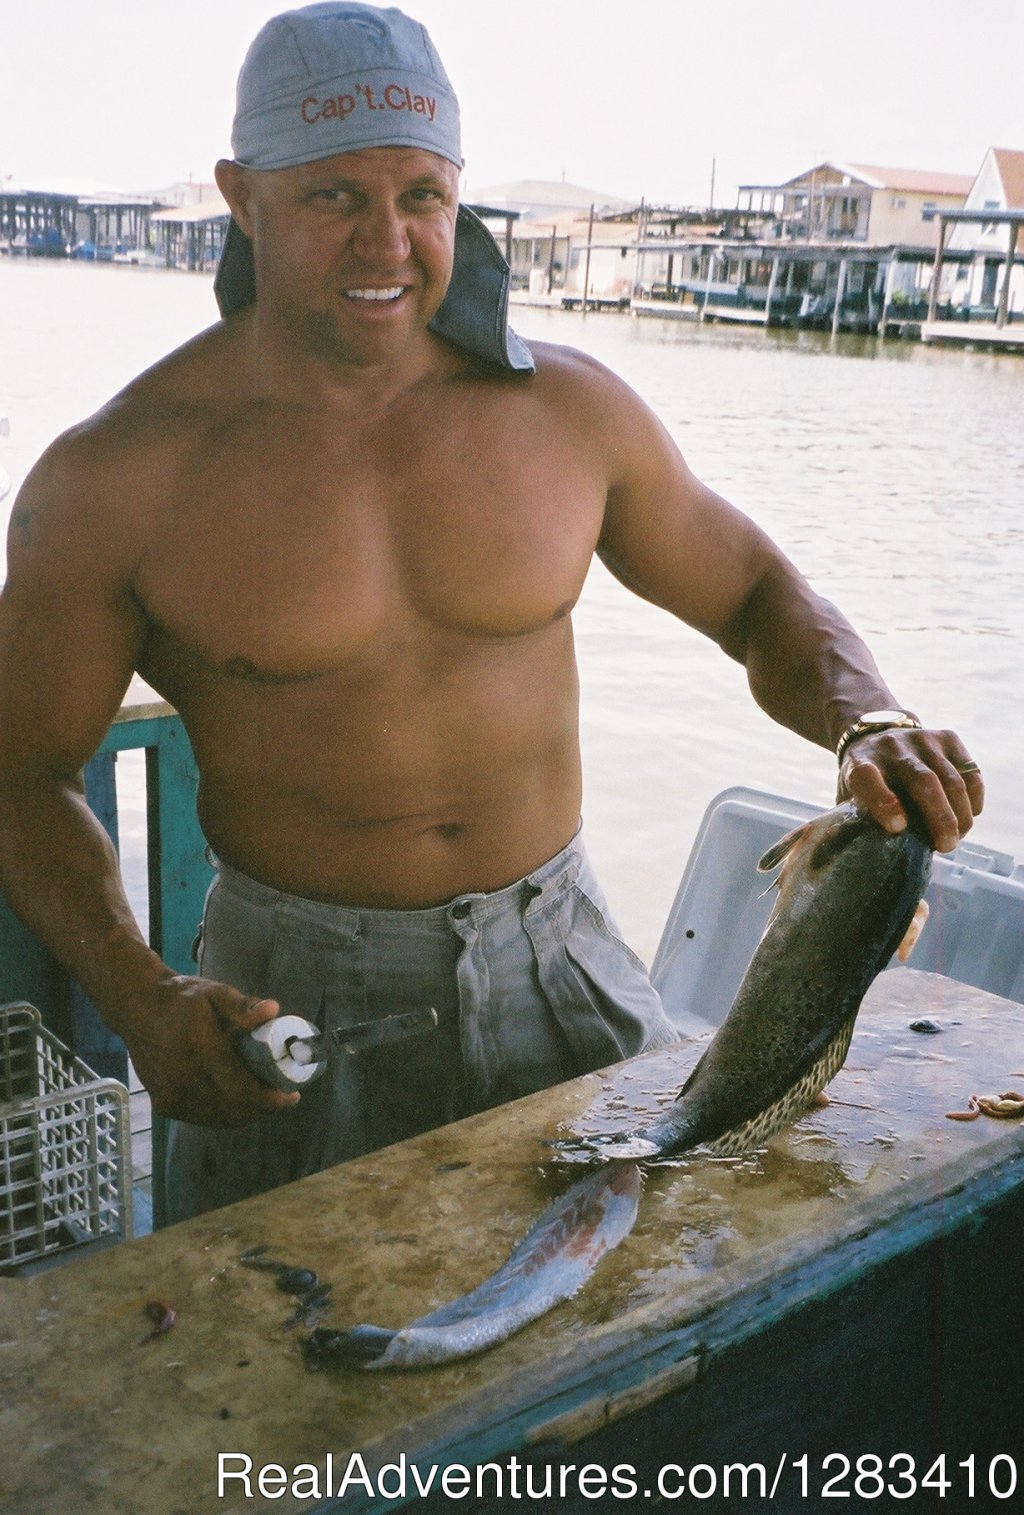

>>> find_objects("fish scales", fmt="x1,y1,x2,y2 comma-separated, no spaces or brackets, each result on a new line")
700,1014,856,1157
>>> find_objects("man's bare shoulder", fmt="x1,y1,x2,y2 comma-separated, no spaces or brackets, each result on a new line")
523,337,636,396
13,322,245,541
5,321,250,597
519,337,673,472
64,320,242,460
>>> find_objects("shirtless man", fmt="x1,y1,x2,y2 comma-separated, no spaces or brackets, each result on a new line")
0,5,982,1222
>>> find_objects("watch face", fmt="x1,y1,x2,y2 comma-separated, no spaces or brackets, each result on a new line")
860,710,911,725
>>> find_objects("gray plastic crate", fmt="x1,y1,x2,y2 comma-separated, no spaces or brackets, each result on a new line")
652,787,1024,1035
0,1001,133,1271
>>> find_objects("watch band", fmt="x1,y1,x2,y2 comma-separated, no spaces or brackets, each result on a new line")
836,710,922,765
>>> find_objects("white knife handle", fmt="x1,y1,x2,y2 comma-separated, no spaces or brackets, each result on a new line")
237,1014,326,1091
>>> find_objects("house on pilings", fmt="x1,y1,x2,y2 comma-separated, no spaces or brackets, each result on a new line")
919,148,1024,348
631,160,981,335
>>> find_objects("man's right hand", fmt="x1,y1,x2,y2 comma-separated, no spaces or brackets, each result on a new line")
116,976,301,1127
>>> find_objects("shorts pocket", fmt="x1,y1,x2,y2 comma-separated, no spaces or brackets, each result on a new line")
263,917,369,1027
528,883,673,1073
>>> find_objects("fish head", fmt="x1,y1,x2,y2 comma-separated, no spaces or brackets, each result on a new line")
758,802,932,966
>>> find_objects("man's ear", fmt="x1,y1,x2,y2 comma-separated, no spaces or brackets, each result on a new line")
215,159,256,238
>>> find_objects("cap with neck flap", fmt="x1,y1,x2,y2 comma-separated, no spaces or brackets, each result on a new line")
215,2,533,372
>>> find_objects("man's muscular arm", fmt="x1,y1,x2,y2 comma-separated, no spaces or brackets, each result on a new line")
0,425,295,1125
579,357,983,851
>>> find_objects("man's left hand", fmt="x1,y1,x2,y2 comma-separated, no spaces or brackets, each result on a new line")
838,727,984,853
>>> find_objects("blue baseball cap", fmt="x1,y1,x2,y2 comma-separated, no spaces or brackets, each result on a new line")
215,2,533,371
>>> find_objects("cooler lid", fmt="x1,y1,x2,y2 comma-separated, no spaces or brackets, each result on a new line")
650,787,1024,1036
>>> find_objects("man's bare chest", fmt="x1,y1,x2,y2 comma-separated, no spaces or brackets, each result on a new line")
133,407,607,679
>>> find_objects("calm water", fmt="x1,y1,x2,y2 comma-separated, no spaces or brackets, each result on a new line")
2,259,1022,962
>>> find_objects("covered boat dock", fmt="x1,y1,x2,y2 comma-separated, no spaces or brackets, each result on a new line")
922,208,1024,349
0,187,78,255
630,238,983,338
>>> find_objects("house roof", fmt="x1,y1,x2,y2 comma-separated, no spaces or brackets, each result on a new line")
151,193,229,225
780,160,972,196
2,176,157,206
464,179,631,215
993,148,1024,209
152,181,222,207
843,162,974,195
7,175,124,197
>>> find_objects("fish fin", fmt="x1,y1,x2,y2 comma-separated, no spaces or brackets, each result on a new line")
807,813,872,872
302,1324,396,1367
896,898,929,962
759,807,869,876
413,1160,641,1328
757,821,809,873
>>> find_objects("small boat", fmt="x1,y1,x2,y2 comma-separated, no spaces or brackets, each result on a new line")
112,247,166,269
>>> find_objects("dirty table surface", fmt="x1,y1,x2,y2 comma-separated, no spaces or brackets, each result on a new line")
2,969,1023,1514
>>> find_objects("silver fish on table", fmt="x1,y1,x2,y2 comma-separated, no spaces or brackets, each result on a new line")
307,804,932,1371
305,1159,642,1371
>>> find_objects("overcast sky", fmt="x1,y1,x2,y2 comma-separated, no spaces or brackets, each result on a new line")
4,0,1021,207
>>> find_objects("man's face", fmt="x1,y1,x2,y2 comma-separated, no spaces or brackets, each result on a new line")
227,146,460,366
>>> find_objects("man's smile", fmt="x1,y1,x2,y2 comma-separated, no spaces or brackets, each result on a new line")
343,286,407,302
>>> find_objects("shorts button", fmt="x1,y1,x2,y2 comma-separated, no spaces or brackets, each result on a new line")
450,900,471,920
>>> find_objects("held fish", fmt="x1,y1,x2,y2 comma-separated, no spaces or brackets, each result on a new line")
593,800,933,1160
309,804,931,1370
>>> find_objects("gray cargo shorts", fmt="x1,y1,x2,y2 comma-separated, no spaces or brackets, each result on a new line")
163,829,677,1222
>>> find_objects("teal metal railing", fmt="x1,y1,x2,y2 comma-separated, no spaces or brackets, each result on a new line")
0,701,211,1228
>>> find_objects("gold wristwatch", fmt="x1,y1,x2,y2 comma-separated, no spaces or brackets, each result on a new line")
835,709,921,765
